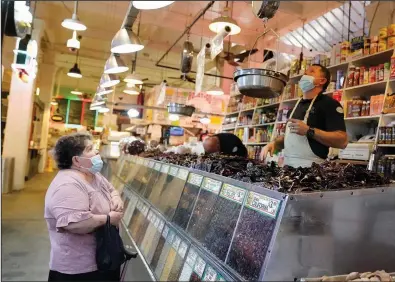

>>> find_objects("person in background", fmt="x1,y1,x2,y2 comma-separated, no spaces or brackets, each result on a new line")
260,64,348,167
203,132,248,157
45,132,124,281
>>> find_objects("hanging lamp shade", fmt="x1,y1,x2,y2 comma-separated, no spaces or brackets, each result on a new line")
62,1,87,31
200,115,211,124
67,63,82,78
132,1,174,10
98,107,110,113
51,99,58,106
168,114,180,121
111,28,144,54
206,85,224,96
123,84,140,95
90,104,104,111
71,89,83,95
104,54,129,74
67,30,80,49
209,16,241,35
124,72,143,85
96,86,113,96
127,108,140,118
91,95,105,107
99,74,120,88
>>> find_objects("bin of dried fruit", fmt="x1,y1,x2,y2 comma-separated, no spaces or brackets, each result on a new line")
301,270,395,282
126,140,146,155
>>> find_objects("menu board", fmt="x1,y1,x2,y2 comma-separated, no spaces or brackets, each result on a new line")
186,177,222,242
226,191,281,280
143,162,162,199
172,173,204,229
202,183,247,261
82,102,95,128
68,100,82,125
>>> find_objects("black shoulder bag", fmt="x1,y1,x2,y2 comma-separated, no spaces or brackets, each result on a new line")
95,215,135,271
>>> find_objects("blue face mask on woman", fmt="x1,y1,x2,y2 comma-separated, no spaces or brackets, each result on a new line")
299,75,316,93
79,155,103,174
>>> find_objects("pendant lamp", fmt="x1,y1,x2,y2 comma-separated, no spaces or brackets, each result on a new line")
98,107,110,113
206,85,224,96
124,73,143,85
111,27,144,54
104,54,129,74
91,95,105,107
200,115,211,124
168,114,180,121
62,1,87,31
96,86,113,96
127,108,140,118
67,50,82,78
71,89,82,95
90,104,104,111
51,99,58,106
123,84,140,95
132,1,174,10
209,3,240,35
99,74,120,88
67,31,80,50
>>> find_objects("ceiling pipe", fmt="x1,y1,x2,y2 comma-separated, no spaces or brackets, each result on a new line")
154,1,233,81
121,1,140,28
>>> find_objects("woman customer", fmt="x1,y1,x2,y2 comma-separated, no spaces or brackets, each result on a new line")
44,132,124,281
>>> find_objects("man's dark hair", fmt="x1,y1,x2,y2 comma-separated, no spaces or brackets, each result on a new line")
312,64,330,91
53,132,92,169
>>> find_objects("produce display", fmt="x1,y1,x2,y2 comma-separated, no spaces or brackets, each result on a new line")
303,270,394,282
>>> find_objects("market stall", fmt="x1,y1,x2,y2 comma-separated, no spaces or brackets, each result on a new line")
105,150,395,281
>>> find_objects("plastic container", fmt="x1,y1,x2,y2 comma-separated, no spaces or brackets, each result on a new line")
379,27,388,39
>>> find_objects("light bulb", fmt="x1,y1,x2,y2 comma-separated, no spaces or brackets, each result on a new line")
169,114,179,121
127,108,140,118
67,31,80,49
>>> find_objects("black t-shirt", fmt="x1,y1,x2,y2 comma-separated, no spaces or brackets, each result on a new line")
287,93,346,159
214,133,248,157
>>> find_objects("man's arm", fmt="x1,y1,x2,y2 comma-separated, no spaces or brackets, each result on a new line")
260,135,285,161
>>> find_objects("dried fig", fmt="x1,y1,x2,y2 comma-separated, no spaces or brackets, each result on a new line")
346,272,360,281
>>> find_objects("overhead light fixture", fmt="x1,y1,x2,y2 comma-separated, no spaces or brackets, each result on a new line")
99,73,120,88
206,85,224,96
111,27,144,54
127,108,140,118
169,114,179,121
67,49,82,78
98,107,110,113
96,86,113,96
200,115,211,124
14,1,33,24
132,1,174,10
67,30,80,50
51,99,58,106
104,54,129,74
90,104,103,111
209,4,241,36
61,1,87,31
36,87,40,96
123,84,140,95
124,72,143,85
91,95,105,107
71,89,83,95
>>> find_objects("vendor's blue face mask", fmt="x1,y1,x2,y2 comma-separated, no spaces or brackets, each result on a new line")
79,155,103,174
299,75,316,93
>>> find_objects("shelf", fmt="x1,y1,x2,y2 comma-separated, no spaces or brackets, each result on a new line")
240,108,255,113
245,142,268,146
342,80,387,94
377,144,395,147
237,122,276,128
282,98,299,103
225,111,240,116
344,115,381,121
327,62,348,70
382,113,395,117
255,102,280,109
349,48,393,66
335,159,369,165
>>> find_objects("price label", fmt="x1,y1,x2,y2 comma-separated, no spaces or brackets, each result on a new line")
172,236,181,249
245,191,281,218
220,184,246,204
178,241,188,258
186,248,198,267
154,163,161,171
161,164,170,174
144,159,149,167
177,169,189,180
158,220,165,233
202,177,222,195
167,230,175,243
162,226,169,238
154,217,160,228
148,161,155,168
187,173,203,186
147,211,153,221
169,166,179,176
203,265,218,282
194,256,206,278
142,205,149,217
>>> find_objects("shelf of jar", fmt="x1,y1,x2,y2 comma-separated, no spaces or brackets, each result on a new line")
348,48,394,66
327,62,349,70
344,115,381,121
255,102,281,109
222,125,236,131
342,80,387,93
282,97,299,103
225,110,240,116
377,144,395,147
236,122,276,128
245,142,269,146
240,108,255,113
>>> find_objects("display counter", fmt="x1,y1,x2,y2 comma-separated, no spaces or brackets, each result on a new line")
107,154,395,281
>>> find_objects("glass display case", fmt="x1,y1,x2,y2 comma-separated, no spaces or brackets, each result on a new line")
111,154,395,281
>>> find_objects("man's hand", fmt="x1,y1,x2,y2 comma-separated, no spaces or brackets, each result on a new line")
260,142,275,162
289,119,309,136
111,196,124,212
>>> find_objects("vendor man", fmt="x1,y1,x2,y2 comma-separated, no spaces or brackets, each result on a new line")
261,64,348,167
203,133,248,157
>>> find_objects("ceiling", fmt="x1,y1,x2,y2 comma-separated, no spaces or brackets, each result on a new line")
2,1,343,100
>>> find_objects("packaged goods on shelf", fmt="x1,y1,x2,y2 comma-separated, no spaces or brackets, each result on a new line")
378,126,395,144
383,92,395,113
370,94,385,115
252,108,277,125
375,154,395,181
332,90,343,102
391,51,395,78
240,96,256,110
238,113,253,126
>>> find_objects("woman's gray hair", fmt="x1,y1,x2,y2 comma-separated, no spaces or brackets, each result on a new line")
53,132,93,169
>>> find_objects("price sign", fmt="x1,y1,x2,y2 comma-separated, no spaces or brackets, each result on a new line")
178,241,188,258
158,220,165,233
147,211,153,221
177,168,189,180
245,191,281,218
151,214,157,224
202,177,222,195
220,184,246,204
169,166,179,176
187,173,203,186
154,217,160,228
186,248,198,267
203,265,218,282
154,163,161,171
162,226,169,238
161,164,170,174
142,205,149,217
172,236,181,249
194,256,206,278
148,161,155,168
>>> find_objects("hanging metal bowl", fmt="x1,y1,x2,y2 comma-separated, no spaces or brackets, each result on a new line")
167,103,195,117
233,68,288,98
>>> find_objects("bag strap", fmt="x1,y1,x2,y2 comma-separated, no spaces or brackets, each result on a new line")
106,215,111,229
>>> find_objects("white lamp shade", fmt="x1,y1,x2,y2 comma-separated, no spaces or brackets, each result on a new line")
111,28,144,54
67,63,82,78
123,85,140,95
200,116,211,124
90,105,104,110
209,16,241,35
98,107,110,113
91,95,105,107
169,114,179,121
124,73,143,84
62,14,87,31
127,108,140,118
67,31,80,49
71,89,83,95
104,54,129,74
133,1,174,10
96,86,113,96
206,85,224,96
100,74,120,88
